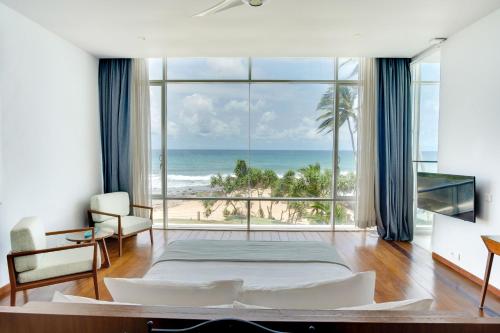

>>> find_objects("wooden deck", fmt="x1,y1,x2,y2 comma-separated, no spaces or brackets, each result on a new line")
1,229,499,317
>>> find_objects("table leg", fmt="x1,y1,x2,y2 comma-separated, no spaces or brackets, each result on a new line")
99,239,111,268
480,251,494,309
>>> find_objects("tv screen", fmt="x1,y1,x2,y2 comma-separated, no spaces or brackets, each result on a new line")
417,172,475,223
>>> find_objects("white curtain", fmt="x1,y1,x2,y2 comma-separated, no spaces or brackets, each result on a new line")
355,58,377,228
130,59,151,216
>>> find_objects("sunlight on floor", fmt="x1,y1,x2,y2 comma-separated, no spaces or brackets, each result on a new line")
413,228,432,251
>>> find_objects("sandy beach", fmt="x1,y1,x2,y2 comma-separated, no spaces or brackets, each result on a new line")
151,188,353,225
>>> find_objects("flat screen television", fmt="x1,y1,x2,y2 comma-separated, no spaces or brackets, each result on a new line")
417,172,476,223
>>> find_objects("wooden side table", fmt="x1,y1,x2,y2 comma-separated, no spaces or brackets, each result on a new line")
66,227,114,268
480,235,500,309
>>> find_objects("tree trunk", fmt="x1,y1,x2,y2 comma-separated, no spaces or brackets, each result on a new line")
267,202,274,220
346,116,356,154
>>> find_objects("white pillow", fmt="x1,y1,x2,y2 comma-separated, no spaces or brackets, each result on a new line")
51,291,138,305
52,291,243,308
104,278,243,306
338,298,433,311
238,271,375,310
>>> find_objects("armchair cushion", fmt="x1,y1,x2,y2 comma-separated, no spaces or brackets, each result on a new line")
17,245,101,284
10,217,47,272
90,192,130,222
98,216,152,236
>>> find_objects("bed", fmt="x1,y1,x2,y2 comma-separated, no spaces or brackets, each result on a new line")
55,240,430,311
144,240,353,288
17,240,485,332
100,239,378,309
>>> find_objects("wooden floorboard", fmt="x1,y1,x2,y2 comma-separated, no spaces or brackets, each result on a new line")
1,230,499,317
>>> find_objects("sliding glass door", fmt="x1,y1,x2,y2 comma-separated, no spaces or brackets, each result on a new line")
411,51,441,230
149,57,360,229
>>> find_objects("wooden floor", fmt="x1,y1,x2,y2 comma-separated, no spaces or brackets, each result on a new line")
1,230,499,317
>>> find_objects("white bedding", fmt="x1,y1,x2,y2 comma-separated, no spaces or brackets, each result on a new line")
144,261,353,288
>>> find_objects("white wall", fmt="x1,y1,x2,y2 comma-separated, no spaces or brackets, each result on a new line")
0,4,101,286
433,8,500,289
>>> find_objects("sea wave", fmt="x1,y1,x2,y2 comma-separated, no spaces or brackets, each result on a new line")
151,174,220,190
168,174,215,189
168,174,215,181
150,170,354,191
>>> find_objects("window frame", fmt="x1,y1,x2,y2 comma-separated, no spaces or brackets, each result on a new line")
149,57,360,230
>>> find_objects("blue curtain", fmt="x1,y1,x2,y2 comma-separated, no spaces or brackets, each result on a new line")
98,59,131,193
376,58,413,241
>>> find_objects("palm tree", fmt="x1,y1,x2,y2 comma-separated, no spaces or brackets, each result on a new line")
310,201,348,224
248,168,266,217
316,60,359,154
297,163,331,198
275,170,298,223
234,159,248,179
261,169,279,219
209,174,241,215
316,86,358,154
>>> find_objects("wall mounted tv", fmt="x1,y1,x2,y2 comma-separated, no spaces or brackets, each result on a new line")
417,172,476,223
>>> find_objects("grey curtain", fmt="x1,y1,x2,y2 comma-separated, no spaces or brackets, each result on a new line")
375,58,413,241
98,59,131,193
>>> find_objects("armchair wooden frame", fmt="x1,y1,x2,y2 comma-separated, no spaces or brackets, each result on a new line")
87,204,154,257
7,227,99,306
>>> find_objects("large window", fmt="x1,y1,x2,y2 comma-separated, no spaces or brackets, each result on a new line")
149,58,360,229
411,51,440,228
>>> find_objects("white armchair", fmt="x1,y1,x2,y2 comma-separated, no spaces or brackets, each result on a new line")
88,192,153,256
7,217,100,306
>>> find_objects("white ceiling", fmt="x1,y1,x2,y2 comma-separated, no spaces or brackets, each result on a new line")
2,0,500,58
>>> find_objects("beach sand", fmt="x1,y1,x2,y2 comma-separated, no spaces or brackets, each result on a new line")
152,189,349,225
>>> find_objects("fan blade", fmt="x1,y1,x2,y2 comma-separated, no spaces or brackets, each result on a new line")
194,0,244,17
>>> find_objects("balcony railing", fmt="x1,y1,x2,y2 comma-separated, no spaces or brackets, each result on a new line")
152,195,356,230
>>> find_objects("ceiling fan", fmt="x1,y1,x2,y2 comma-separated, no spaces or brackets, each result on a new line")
194,0,268,17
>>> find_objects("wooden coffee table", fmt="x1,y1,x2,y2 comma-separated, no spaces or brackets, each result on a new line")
66,227,114,268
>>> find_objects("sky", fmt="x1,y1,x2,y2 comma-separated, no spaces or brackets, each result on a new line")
418,84,439,152
165,82,346,151
417,62,440,153
150,57,439,153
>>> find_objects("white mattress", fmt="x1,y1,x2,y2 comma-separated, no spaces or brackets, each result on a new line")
144,261,353,288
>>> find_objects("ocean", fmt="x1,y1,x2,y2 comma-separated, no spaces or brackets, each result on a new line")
152,149,350,194
151,149,437,194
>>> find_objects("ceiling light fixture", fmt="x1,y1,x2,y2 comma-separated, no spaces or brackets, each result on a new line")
194,0,269,17
429,37,447,46
248,0,265,6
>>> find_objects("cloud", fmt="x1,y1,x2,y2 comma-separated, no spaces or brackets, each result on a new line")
298,117,320,140
178,93,241,138
260,111,276,123
151,112,162,134
224,99,248,113
182,93,214,113
251,99,267,112
206,58,247,77
167,121,179,137
255,116,320,141
208,117,241,137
